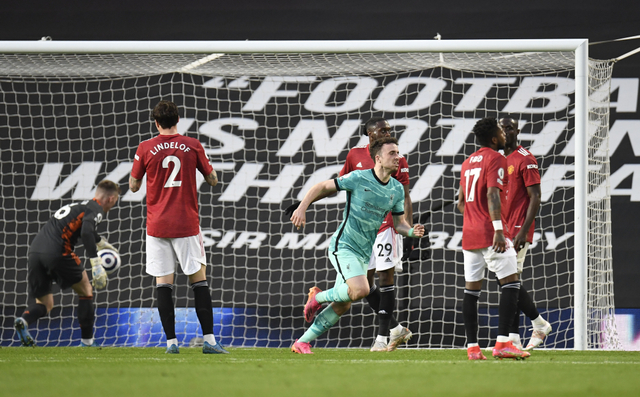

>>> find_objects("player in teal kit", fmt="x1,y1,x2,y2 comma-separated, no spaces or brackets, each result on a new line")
289,136,425,354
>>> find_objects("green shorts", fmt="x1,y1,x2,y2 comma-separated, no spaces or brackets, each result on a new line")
328,250,367,287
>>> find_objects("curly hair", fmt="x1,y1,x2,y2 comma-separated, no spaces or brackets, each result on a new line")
472,117,500,147
152,100,180,129
369,136,399,162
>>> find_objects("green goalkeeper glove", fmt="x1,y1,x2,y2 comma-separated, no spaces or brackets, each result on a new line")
96,237,118,253
90,257,108,290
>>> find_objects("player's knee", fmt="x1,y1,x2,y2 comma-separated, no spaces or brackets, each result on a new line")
378,269,394,285
349,285,369,301
77,285,93,298
36,296,54,313
72,273,93,297
499,273,519,285
41,301,54,313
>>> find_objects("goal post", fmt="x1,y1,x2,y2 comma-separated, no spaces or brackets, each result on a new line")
574,40,589,350
0,39,619,350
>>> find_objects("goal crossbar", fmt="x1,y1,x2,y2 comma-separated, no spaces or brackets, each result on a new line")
0,39,587,54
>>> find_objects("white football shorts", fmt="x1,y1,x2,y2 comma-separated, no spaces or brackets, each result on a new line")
463,239,518,282
515,242,530,274
145,231,207,277
368,227,403,273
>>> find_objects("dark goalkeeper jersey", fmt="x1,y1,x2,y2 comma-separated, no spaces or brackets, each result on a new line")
30,199,105,262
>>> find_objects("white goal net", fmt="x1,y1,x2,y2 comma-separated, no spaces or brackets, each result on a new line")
0,40,620,349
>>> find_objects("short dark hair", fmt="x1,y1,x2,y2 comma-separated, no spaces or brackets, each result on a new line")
97,179,121,195
472,117,500,147
153,101,180,129
499,115,519,128
363,117,388,136
369,136,399,162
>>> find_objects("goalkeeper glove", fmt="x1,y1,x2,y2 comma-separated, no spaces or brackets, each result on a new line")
96,237,118,253
284,201,301,217
90,257,108,290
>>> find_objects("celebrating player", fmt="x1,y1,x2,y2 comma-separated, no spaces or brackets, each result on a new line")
285,118,414,351
457,117,530,360
14,180,120,347
500,116,552,350
129,100,227,355
290,136,425,354
339,118,414,351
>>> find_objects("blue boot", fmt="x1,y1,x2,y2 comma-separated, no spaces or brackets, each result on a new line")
14,318,35,347
203,341,229,354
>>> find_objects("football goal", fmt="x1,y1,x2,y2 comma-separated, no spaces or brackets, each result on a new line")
0,39,619,350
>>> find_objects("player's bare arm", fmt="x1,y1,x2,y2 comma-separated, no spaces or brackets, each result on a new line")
457,187,466,214
291,179,337,230
204,170,218,187
312,190,337,203
514,184,541,251
129,176,142,193
487,186,506,253
403,184,413,225
392,214,425,238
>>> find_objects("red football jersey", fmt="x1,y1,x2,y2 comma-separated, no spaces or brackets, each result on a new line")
460,147,507,250
339,144,410,234
131,133,213,238
503,146,540,242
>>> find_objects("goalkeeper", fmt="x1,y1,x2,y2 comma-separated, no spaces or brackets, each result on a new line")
14,180,120,347
290,137,425,354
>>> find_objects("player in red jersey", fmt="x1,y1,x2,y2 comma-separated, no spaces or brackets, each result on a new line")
14,180,120,347
129,100,227,354
457,117,529,360
338,118,413,352
500,116,552,350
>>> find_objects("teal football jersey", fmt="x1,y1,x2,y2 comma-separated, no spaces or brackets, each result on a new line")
329,169,405,261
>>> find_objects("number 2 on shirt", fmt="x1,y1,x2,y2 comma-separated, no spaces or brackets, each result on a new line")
464,168,481,202
163,155,182,188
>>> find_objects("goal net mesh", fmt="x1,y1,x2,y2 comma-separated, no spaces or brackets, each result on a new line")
0,49,620,349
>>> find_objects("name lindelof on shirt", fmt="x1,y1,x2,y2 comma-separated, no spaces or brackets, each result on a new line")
150,141,192,156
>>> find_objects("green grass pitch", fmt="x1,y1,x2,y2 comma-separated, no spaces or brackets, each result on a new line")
2,347,639,397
